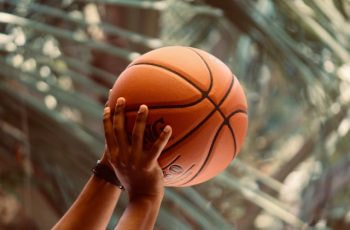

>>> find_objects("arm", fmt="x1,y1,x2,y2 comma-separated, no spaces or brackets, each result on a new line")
103,97,172,230
116,194,163,230
53,93,124,230
52,151,122,230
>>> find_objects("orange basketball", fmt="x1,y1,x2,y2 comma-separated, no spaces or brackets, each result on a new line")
108,46,248,187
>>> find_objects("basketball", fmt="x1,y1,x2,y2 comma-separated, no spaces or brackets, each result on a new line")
108,46,248,187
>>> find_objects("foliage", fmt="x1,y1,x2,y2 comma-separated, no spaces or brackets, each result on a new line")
0,0,350,229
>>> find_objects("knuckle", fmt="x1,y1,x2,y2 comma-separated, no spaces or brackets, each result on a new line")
135,114,146,123
113,111,120,119
113,124,122,132
113,114,124,124
116,104,124,112
103,110,110,117
103,115,110,122
114,107,122,115
159,133,167,141
132,132,141,141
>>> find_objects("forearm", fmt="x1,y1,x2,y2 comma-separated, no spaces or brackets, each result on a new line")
115,194,164,230
52,175,122,230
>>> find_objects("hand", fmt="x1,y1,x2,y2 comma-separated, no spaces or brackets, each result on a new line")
99,90,116,167
103,97,172,201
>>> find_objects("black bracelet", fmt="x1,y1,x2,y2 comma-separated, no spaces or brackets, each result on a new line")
92,160,124,190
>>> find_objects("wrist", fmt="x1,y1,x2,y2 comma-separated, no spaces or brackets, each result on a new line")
99,150,111,166
128,191,164,203
92,159,124,190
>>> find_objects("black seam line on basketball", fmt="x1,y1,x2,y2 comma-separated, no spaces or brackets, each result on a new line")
219,75,235,106
202,73,238,152
180,122,226,186
228,109,248,119
186,47,213,94
227,123,237,156
124,96,204,112
187,47,235,109
161,155,180,170
130,63,209,96
227,110,248,159
202,74,238,158
129,61,232,116
169,47,234,131
205,75,234,124
163,108,217,153
162,75,234,153
166,164,196,186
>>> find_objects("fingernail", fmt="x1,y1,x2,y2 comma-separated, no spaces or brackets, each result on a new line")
104,107,110,113
138,105,147,113
163,125,171,133
117,97,125,106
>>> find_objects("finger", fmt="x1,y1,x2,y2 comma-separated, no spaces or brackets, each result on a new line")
105,90,112,107
113,97,129,154
131,105,148,155
148,125,172,161
103,106,118,161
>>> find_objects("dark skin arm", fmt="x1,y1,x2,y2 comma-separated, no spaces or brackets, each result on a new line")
52,150,122,230
53,96,171,230
103,97,171,230
53,92,122,229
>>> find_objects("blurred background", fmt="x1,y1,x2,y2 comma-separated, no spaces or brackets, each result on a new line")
1,0,350,229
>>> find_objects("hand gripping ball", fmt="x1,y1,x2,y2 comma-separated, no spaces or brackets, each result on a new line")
108,46,248,187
